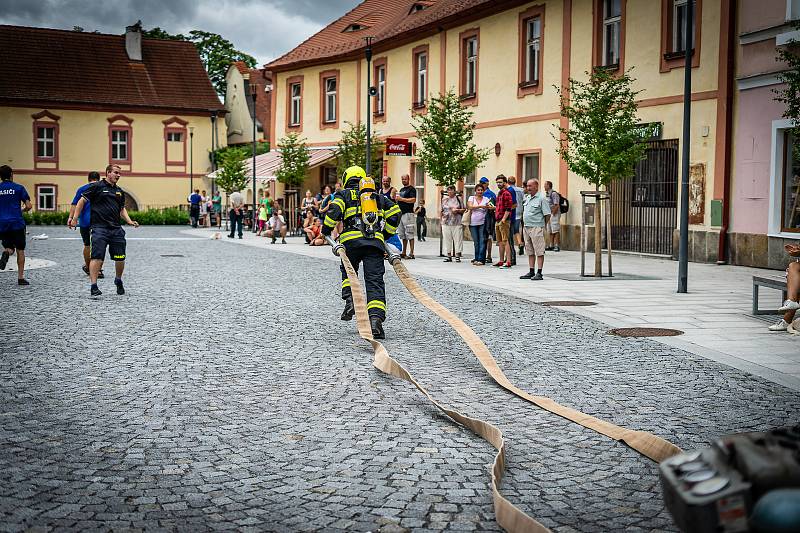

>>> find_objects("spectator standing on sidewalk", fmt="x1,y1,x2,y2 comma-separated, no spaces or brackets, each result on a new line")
505,175,521,266
493,174,514,269
467,183,490,265
544,180,562,251
228,191,244,239
188,189,202,228
770,244,800,332
520,178,551,280
212,191,222,228
396,174,417,259
68,171,102,278
199,189,210,227
256,203,268,236
0,165,32,285
509,176,525,256
415,199,427,242
479,177,496,264
440,185,464,262
381,176,397,201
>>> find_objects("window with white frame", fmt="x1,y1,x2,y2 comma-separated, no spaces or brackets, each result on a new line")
111,129,128,160
602,0,621,66
415,52,427,107
377,65,386,115
166,131,182,142
673,0,695,54
521,153,540,182
464,37,477,96
290,82,301,126
324,77,337,123
789,0,800,20
463,170,477,200
36,126,55,158
413,163,425,203
37,185,55,211
525,17,541,84
782,132,800,232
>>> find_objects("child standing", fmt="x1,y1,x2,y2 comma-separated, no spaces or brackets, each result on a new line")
257,204,268,236
414,199,427,242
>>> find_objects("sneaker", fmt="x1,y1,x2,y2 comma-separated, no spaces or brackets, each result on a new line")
518,246,524,255
97,270,105,279
443,257,453,262
520,271,535,279
82,264,90,275
545,246,554,251
532,273,543,281
0,250,8,270
17,278,29,286
779,300,800,312
493,261,504,267
473,261,485,266
553,246,560,252
769,319,789,331
499,262,511,269
455,256,461,263
114,278,125,295
90,286,102,297
282,239,287,244
271,238,276,244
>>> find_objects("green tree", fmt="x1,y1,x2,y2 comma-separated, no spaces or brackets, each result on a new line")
554,68,652,277
214,147,249,197
212,141,269,165
775,25,800,159
411,89,489,189
334,121,384,179
276,133,310,189
143,27,256,95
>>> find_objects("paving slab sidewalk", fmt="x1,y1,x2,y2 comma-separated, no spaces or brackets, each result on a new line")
189,228,800,392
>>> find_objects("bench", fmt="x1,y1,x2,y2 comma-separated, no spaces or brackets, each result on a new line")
752,275,788,315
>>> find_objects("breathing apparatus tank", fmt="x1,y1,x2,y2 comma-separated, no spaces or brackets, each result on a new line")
359,176,380,238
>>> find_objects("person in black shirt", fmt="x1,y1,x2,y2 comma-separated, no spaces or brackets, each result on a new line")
69,164,139,296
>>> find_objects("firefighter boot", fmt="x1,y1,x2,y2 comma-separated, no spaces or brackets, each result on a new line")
370,316,385,339
340,298,355,321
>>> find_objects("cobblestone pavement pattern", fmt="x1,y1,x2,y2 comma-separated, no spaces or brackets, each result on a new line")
2,226,800,532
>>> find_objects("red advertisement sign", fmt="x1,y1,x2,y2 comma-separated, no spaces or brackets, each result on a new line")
385,137,412,156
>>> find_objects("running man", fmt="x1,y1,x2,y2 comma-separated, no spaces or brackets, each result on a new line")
68,164,139,296
0,165,33,285
68,171,103,278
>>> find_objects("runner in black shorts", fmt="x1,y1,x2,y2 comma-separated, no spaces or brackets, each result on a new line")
0,165,33,285
68,171,102,278
68,164,139,296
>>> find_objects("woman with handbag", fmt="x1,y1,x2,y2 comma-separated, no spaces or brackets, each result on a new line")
440,185,464,262
467,183,490,265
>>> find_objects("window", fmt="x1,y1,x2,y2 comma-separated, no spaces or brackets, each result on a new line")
111,129,128,160
36,126,55,158
36,185,56,211
413,163,425,202
460,32,478,101
412,45,429,110
167,132,182,142
520,153,540,182
602,0,621,67
660,0,701,72
377,65,386,115
463,170,477,199
324,78,336,123
782,132,800,232
290,83,301,126
518,5,545,97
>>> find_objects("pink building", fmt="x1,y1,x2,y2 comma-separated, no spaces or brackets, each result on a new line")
731,0,800,268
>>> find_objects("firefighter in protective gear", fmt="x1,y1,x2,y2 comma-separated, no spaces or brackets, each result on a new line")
322,165,401,339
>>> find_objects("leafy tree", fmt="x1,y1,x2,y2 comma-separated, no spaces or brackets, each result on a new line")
334,121,384,179
775,25,800,159
411,89,489,189
554,68,652,277
142,26,256,95
276,133,310,189
214,147,249,197
212,141,269,165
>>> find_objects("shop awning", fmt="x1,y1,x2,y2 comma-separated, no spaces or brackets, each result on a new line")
207,148,336,181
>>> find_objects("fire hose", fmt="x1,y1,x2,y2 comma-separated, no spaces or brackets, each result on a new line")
327,236,682,532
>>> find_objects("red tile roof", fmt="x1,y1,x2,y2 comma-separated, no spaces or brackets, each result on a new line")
0,25,225,113
266,0,524,71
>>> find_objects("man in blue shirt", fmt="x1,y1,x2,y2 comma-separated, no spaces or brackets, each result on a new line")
0,165,33,285
68,171,102,278
478,177,496,263
188,189,202,228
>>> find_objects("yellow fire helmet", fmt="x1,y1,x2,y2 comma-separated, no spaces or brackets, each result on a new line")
343,165,366,188
358,176,376,193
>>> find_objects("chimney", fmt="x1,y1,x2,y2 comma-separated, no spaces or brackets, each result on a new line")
125,20,142,61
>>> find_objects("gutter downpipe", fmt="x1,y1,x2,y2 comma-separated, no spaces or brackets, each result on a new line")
717,0,736,265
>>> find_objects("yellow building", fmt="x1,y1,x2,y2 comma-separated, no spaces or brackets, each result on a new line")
266,0,734,261
0,23,226,211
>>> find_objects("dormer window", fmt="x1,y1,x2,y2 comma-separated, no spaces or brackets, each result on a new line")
410,4,427,13
343,23,368,32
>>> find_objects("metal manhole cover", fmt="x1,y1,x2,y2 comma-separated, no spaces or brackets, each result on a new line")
160,254,185,257
609,327,684,337
540,301,598,307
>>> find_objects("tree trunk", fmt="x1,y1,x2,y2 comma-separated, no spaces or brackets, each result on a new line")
594,184,602,277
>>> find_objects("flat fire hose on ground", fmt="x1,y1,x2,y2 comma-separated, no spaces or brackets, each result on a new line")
331,243,681,532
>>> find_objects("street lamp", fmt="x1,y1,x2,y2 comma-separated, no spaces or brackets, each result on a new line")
365,36,374,176
250,81,258,232
677,0,693,293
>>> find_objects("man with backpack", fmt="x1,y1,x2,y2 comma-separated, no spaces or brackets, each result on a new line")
544,180,563,252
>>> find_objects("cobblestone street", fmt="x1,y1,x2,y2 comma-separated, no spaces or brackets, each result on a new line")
2,226,800,532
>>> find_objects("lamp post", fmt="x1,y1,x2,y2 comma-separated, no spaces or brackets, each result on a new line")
189,126,194,196
365,36,374,176
250,81,258,232
677,0,693,293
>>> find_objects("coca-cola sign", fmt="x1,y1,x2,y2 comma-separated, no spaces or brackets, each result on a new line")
385,137,412,156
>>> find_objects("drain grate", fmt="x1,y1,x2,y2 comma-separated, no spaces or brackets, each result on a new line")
609,327,684,337
540,301,598,307
160,254,185,257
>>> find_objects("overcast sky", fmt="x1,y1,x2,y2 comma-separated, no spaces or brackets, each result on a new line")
0,0,361,66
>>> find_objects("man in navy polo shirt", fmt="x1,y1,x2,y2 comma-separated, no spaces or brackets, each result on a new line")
68,171,103,278
0,165,33,285
188,189,202,228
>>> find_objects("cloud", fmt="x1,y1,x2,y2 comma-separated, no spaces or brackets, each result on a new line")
0,0,360,66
